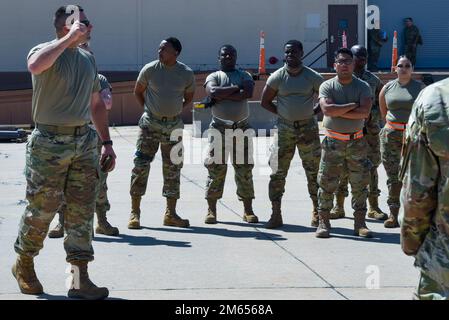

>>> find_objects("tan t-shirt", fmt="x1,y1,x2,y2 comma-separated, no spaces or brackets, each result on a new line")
266,65,324,121
137,60,195,117
28,41,101,126
319,76,372,133
204,69,254,122
384,79,424,123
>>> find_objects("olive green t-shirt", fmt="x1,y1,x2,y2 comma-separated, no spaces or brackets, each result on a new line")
98,74,111,91
319,76,372,133
28,41,101,126
266,65,324,121
384,79,424,123
204,69,254,122
355,70,382,110
137,60,195,117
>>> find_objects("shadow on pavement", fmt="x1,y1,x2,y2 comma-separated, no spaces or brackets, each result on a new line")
328,227,400,244
94,234,192,247
141,225,287,241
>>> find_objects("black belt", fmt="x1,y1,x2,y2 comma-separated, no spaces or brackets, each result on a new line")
212,117,249,129
279,117,311,129
36,123,89,136
149,112,179,122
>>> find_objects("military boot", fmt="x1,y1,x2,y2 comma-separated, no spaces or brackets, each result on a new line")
204,199,217,224
95,210,119,236
311,199,319,227
367,195,388,220
48,212,64,238
265,201,283,229
384,207,400,228
12,255,44,295
354,212,373,238
67,261,109,300
164,198,190,228
330,194,346,219
242,199,259,223
128,196,142,229
315,211,331,238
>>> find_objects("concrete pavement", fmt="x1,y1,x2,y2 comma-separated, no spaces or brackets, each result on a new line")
0,125,418,300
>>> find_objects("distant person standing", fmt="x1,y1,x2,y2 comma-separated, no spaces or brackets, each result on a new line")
367,28,388,71
379,56,425,228
403,18,423,67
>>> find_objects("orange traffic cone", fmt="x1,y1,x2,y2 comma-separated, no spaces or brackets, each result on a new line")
391,31,398,72
258,31,266,75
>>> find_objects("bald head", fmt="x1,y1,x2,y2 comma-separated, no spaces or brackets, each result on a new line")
351,45,368,72
351,45,367,58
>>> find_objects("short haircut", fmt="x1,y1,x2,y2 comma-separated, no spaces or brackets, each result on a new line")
164,37,182,55
398,55,413,66
404,17,413,22
54,5,84,32
335,47,353,59
284,40,303,51
218,44,237,56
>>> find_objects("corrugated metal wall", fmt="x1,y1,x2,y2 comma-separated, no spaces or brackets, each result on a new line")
369,0,449,69
0,0,364,72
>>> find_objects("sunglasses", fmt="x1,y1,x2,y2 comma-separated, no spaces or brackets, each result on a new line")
397,64,411,69
80,20,90,27
335,59,353,65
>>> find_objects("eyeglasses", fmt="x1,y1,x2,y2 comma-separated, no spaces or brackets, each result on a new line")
335,59,353,65
397,64,412,69
80,20,90,27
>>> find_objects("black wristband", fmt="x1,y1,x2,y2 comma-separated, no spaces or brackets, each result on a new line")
102,140,113,146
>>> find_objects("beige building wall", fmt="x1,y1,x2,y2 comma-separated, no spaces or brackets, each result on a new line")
0,0,365,72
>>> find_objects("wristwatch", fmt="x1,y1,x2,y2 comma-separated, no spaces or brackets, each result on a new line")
102,140,113,146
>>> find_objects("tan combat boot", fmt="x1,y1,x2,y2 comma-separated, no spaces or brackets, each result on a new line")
11,255,44,295
354,212,373,238
367,195,388,220
48,212,64,238
204,199,218,224
330,194,346,219
128,196,142,229
242,199,259,223
315,211,331,238
311,199,319,227
164,198,190,228
96,210,119,236
384,207,400,228
67,261,109,300
265,201,283,229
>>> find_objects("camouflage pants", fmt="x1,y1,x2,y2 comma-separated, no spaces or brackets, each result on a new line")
318,136,370,214
204,119,254,201
335,109,381,198
405,45,417,67
269,117,321,204
130,113,184,199
380,127,404,209
414,270,449,300
14,126,99,262
56,138,110,223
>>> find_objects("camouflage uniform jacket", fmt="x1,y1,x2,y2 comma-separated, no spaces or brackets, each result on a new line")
400,78,449,285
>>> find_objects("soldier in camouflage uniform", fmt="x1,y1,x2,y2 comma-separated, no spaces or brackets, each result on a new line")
367,29,387,72
403,18,423,67
13,5,115,299
129,37,195,229
316,48,373,239
331,45,387,221
261,40,323,229
400,77,449,300
379,56,424,228
49,55,119,238
203,45,258,224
